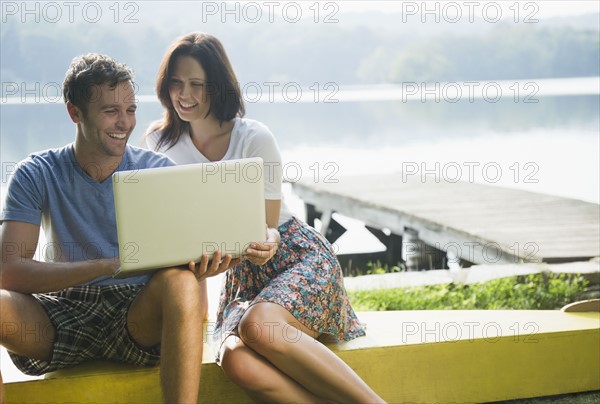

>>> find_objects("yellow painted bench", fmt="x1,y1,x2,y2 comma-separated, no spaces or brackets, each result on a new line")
5,310,600,403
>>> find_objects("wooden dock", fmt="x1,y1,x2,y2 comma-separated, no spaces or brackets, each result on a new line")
291,175,600,268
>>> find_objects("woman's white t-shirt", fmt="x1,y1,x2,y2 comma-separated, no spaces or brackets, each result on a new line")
146,117,294,226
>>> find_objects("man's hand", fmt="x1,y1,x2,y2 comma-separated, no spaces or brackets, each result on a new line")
186,250,241,282
245,227,280,266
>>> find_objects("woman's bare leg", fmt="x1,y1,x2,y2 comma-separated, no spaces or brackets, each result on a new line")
220,335,327,403
238,302,385,403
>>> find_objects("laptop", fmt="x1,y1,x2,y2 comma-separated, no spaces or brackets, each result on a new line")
112,157,266,278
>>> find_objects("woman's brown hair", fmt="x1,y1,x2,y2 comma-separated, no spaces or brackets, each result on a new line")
149,32,245,151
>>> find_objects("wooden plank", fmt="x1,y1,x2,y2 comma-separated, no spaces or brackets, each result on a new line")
5,311,599,404
343,259,600,291
292,175,600,262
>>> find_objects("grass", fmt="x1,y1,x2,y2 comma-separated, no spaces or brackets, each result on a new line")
347,273,588,311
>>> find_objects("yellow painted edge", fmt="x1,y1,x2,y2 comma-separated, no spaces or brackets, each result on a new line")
6,328,598,404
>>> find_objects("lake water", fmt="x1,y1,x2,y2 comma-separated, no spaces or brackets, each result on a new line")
1,78,599,382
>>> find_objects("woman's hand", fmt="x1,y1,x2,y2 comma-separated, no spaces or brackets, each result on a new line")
186,250,241,282
245,227,281,266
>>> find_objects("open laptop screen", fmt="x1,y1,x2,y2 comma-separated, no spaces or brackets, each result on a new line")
112,157,266,278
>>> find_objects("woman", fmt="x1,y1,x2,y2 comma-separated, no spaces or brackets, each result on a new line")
146,32,384,403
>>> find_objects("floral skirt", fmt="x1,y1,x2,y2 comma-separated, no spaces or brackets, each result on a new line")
212,217,365,361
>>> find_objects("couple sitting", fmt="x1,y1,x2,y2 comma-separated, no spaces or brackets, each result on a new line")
0,33,384,403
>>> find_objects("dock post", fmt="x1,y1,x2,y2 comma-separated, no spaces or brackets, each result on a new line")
305,203,319,227
319,209,333,237
365,225,404,267
304,204,346,243
402,228,421,271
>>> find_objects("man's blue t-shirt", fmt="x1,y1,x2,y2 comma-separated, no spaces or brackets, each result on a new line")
1,143,174,286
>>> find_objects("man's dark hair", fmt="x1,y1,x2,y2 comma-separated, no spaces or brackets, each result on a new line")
62,53,134,114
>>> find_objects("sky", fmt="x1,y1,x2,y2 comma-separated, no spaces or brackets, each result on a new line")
338,0,600,18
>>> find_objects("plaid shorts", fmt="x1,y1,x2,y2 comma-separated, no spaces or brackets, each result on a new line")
8,283,161,376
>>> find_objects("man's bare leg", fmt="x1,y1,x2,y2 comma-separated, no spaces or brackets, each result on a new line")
0,290,56,404
127,269,204,404
1,266,210,404
0,290,55,360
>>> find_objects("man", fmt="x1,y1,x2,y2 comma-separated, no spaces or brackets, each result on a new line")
0,53,237,403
